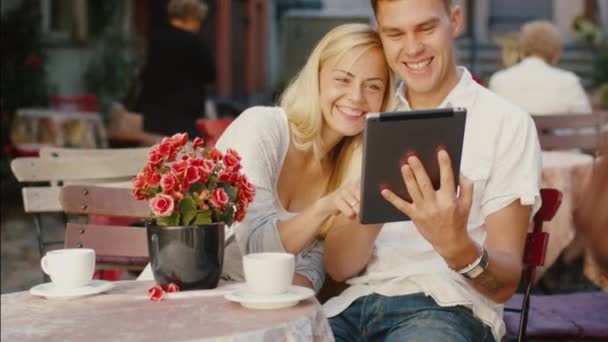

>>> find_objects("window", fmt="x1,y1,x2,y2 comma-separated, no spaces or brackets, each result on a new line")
41,0,88,43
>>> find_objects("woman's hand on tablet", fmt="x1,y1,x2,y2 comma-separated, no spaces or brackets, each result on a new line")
320,180,361,220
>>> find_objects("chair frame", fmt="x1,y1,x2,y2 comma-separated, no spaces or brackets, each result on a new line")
505,188,563,342
10,147,149,264
59,185,150,271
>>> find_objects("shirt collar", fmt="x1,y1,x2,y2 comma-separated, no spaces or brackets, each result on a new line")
521,56,548,66
395,67,477,111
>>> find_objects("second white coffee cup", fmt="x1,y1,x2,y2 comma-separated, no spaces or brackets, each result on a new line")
40,248,96,290
243,252,295,296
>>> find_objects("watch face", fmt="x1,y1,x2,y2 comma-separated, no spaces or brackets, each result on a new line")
467,266,485,279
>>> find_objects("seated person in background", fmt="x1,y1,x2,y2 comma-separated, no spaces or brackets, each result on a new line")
135,0,216,137
215,24,395,292
489,21,592,115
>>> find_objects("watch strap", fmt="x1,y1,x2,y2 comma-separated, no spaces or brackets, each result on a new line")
457,248,489,280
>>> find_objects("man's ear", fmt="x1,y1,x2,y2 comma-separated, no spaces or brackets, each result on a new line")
450,5,464,38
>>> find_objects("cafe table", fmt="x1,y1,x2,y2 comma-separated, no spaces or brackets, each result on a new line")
0,280,335,342
537,151,596,280
10,108,108,151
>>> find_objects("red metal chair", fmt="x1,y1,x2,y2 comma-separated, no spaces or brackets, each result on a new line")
195,118,233,147
504,188,562,341
504,189,608,341
49,94,99,112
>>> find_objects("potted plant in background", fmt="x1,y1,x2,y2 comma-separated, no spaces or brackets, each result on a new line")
132,133,255,290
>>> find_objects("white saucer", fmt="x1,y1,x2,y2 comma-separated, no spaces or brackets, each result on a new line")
224,285,315,310
30,280,114,299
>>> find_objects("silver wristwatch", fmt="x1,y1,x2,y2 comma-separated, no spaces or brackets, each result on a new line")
456,248,489,280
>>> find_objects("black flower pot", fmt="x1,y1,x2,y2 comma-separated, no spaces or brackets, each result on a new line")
146,223,225,290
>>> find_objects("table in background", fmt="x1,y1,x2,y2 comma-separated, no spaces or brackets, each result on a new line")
0,280,334,342
539,151,596,281
10,108,107,151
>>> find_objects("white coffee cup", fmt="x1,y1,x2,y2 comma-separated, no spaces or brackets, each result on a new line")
243,252,295,296
40,248,96,289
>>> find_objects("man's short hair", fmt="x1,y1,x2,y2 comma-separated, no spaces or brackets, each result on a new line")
369,0,453,14
519,21,561,63
168,0,208,21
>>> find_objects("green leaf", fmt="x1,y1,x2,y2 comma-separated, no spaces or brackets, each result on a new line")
189,182,204,195
147,187,161,198
192,210,212,225
155,213,180,226
221,183,237,200
178,197,197,225
178,197,196,214
221,207,235,226
182,211,197,225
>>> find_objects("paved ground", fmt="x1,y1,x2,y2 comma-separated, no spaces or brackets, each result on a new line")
1,175,65,294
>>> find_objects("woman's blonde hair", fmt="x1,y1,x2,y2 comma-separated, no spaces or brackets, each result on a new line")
279,23,396,237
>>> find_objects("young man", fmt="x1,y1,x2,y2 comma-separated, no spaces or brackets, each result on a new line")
323,1,542,341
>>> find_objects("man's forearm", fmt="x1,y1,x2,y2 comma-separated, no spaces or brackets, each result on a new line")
443,237,522,303
324,222,381,282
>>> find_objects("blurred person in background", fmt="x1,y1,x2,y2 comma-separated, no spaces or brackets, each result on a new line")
489,21,591,115
575,143,608,273
135,0,216,137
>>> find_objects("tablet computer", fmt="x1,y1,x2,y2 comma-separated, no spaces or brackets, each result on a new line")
359,107,467,224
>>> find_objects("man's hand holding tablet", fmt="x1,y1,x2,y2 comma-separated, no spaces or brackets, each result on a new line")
380,150,476,260
359,108,467,224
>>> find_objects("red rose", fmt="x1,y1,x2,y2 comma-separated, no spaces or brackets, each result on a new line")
185,166,200,185
200,160,215,174
240,176,256,197
132,188,147,201
148,150,164,166
219,169,239,184
235,208,246,222
150,193,175,217
238,188,252,205
170,133,189,147
160,174,178,193
190,158,203,167
223,148,241,168
146,172,161,187
148,285,164,301
192,137,204,149
165,283,180,293
133,174,146,190
209,147,223,162
210,188,229,208
171,159,188,176
158,138,173,156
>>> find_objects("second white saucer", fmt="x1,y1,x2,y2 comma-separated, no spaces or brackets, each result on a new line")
30,280,114,299
224,285,315,310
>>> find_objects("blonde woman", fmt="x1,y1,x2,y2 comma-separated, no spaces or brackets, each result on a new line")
216,23,395,292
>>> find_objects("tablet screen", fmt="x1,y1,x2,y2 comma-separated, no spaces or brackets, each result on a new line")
359,108,467,224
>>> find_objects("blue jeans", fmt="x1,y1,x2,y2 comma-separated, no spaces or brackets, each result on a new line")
329,293,495,342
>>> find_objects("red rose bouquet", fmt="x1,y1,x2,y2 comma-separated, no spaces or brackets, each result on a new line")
132,133,255,226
